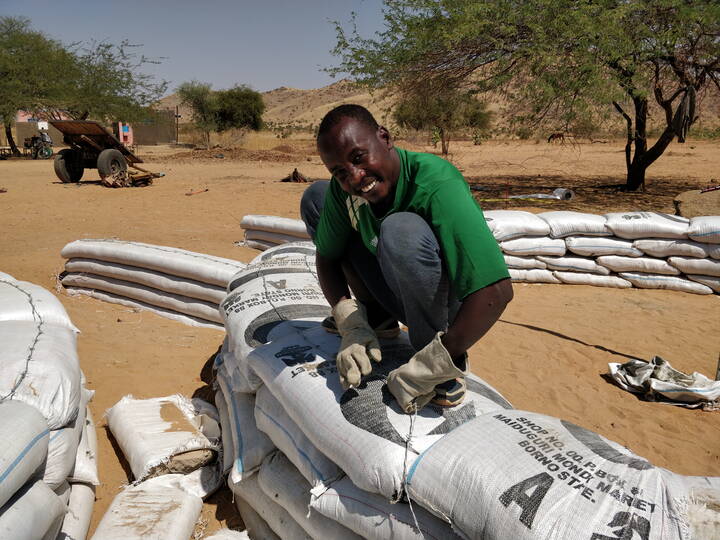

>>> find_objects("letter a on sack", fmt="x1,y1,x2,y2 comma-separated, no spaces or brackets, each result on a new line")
499,472,554,529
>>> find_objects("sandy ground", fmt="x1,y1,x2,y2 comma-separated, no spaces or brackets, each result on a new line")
0,137,718,537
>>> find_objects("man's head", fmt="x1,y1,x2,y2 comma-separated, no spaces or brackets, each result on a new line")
317,104,400,213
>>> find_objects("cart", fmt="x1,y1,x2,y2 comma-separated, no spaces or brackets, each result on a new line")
49,120,162,187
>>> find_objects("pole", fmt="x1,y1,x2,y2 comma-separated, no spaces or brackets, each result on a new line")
175,105,179,145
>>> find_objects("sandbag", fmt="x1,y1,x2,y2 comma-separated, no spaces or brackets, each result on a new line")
0,271,15,281
68,407,99,485
233,498,280,540
0,480,65,540
687,216,720,244
537,256,610,275
240,215,310,239
500,237,566,257
64,258,227,303
0,321,81,430
245,229,308,247
405,410,720,540
250,241,317,264
686,274,720,293
553,272,632,289
484,210,551,241
0,278,79,332
503,255,547,269
605,212,689,239
58,482,95,540
632,238,719,259
204,530,250,540
254,385,342,488
244,238,275,251
258,452,361,539
619,272,713,294
61,273,223,324
215,367,275,484
596,255,681,275
0,400,49,509
668,256,720,277
509,269,562,284
89,475,203,540
105,395,220,482
246,325,512,499
55,480,71,507
311,476,462,540
565,236,643,257
537,211,609,238
214,389,234,475
214,337,263,394
61,239,246,287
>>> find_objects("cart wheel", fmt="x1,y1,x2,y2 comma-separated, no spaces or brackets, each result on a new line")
97,149,128,179
38,146,53,159
54,149,84,183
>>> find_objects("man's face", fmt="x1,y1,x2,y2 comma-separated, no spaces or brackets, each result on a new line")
317,117,400,211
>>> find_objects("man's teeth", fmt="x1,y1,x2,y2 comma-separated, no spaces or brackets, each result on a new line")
361,180,377,193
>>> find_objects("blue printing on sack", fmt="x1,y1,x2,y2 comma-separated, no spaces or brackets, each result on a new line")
0,428,50,486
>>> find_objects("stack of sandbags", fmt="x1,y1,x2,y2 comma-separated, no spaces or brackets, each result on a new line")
239,215,311,251
60,239,247,328
0,272,97,540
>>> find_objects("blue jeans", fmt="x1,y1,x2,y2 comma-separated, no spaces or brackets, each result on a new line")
300,181,460,352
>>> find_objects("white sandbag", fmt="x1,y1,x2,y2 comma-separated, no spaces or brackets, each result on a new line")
233,497,280,540
312,476,462,540
43,388,92,489
633,238,719,259
258,452,361,539
0,480,65,540
247,325,513,499
55,480,71,507
68,407,99,485
406,410,720,540
500,237,566,257
64,286,222,329
688,215,720,244
255,386,342,488
0,271,15,281
596,255,681,275
245,229,308,246
241,215,310,239
553,272,632,289
214,337,263,394
215,366,275,484
686,274,720,293
221,256,331,361
230,474,312,540
215,389,234,475
504,255,547,269
668,256,720,277
250,241,317,264
0,321,81,430
0,400,49,509
61,273,223,324
64,258,226,304
58,482,95,540
483,210,551,241
538,211,609,238
89,474,203,540
61,239,246,287
537,256,610,275
509,269,562,284
565,236,643,257
204,530,250,540
619,272,713,294
244,239,275,251
605,211,689,239
0,278,79,332
105,395,220,482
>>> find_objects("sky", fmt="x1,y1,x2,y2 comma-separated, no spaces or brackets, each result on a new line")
1,0,386,93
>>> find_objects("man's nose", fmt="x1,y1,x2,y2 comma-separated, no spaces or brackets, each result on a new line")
348,165,365,186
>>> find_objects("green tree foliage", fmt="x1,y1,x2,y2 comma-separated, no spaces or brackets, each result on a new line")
393,89,491,155
176,81,218,149
331,0,720,191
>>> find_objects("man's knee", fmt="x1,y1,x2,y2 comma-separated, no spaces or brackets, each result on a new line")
378,213,438,261
300,181,329,238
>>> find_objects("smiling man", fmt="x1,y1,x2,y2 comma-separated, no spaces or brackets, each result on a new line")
300,104,513,413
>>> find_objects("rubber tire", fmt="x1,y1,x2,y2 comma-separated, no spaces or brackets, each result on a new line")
54,149,84,183
38,146,53,159
97,149,127,179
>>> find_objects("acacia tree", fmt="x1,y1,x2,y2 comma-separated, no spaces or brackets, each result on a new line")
331,0,720,191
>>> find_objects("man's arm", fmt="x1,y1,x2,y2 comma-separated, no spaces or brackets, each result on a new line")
440,278,513,362
316,252,352,307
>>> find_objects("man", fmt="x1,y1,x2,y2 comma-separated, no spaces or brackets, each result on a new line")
300,104,512,413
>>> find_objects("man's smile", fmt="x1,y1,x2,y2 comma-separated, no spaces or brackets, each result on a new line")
360,179,377,194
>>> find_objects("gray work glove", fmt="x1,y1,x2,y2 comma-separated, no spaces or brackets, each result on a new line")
386,332,466,413
333,299,382,389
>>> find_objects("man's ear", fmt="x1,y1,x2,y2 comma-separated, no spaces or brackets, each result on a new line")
377,126,393,149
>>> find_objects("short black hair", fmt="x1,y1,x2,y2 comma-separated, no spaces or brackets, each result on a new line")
317,104,378,142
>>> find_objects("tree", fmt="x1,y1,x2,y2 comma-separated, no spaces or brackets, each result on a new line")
176,81,218,149
331,0,720,191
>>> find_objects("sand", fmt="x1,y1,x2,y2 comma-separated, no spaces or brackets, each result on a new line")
0,136,718,537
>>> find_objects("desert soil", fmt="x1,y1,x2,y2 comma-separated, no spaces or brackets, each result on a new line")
0,136,718,537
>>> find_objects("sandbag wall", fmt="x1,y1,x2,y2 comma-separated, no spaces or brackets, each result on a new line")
60,239,247,328
215,241,720,540
0,273,98,540
241,211,720,295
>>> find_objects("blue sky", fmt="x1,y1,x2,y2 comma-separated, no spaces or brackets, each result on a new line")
1,0,385,93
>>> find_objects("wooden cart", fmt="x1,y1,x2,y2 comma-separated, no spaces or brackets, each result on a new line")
49,120,162,187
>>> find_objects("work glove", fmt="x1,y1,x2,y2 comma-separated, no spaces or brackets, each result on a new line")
387,332,467,413
333,299,382,389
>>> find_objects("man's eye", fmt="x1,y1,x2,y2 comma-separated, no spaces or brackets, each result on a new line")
351,153,364,164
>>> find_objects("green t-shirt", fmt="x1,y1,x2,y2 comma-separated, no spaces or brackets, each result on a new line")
314,147,509,299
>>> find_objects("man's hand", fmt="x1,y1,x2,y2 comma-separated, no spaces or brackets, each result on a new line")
387,332,466,413
333,298,382,389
